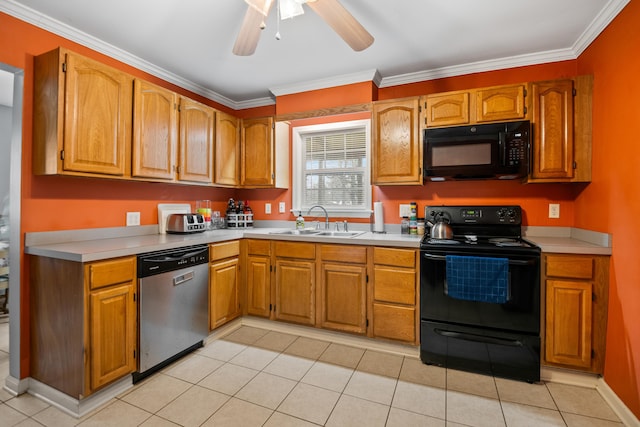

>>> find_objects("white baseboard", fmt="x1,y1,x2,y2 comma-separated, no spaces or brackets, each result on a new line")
3,374,28,396
28,376,133,418
597,377,640,427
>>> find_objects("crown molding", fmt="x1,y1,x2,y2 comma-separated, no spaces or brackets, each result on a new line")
573,0,630,55
378,48,577,88
2,0,629,109
269,69,381,97
0,0,244,110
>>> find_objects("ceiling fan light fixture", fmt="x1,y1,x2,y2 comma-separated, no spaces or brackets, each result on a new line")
244,0,274,17
279,0,305,20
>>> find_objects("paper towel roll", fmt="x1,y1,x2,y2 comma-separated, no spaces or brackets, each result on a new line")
373,201,385,232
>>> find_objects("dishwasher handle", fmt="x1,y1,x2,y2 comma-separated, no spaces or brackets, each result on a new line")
174,271,195,286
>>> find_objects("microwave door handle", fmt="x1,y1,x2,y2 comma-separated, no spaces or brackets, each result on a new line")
499,132,506,166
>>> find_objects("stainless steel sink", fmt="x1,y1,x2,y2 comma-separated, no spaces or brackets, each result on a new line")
314,231,365,238
268,229,321,235
268,229,365,238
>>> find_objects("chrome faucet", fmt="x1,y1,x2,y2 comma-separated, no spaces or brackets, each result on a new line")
307,205,329,230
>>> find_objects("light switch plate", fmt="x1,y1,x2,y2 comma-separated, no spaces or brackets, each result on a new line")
126,212,140,226
279,202,286,213
549,203,560,219
265,203,272,214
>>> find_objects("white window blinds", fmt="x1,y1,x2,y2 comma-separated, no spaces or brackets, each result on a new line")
293,119,371,217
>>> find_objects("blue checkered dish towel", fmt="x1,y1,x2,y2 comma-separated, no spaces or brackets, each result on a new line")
445,255,509,304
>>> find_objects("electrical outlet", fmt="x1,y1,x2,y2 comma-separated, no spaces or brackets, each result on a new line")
549,203,560,219
279,202,286,213
126,212,140,226
399,204,411,218
265,203,271,214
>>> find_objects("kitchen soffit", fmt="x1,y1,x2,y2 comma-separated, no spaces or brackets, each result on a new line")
1,0,630,110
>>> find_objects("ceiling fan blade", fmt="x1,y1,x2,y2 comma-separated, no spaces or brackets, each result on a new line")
307,0,374,52
233,1,274,56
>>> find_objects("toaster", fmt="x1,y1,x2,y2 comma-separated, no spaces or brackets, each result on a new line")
166,213,206,234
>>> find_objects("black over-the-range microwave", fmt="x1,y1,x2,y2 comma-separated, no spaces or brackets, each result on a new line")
423,120,531,181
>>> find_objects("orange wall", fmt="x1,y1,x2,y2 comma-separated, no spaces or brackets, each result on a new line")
574,0,640,417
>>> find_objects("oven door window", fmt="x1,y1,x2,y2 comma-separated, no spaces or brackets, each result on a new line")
420,251,540,334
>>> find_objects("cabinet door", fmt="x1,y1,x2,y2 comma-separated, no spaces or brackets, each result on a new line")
132,79,178,180
64,52,132,176
531,80,574,179
423,91,470,127
89,282,136,391
209,258,241,330
372,97,422,185
476,84,526,122
246,255,271,317
274,259,315,325
215,111,240,186
241,117,274,187
319,262,367,334
545,279,593,368
178,98,215,183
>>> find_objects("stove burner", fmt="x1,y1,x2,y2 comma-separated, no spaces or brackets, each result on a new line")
426,239,460,245
489,238,527,247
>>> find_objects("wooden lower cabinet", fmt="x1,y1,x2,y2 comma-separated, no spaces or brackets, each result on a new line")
543,253,609,373
370,247,418,344
30,255,137,398
244,239,271,317
273,242,316,325
242,240,419,344
209,241,241,330
318,245,368,334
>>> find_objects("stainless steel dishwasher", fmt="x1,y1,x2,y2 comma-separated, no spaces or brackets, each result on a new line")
134,244,209,383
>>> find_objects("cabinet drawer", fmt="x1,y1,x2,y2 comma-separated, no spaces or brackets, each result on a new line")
246,239,270,256
372,303,415,343
274,241,315,259
210,240,240,262
373,247,415,268
320,244,367,264
374,266,415,305
546,255,594,279
88,257,136,290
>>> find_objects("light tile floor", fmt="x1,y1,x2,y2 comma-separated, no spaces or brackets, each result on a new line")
0,322,626,426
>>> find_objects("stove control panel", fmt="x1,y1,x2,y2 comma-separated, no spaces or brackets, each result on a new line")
425,206,522,226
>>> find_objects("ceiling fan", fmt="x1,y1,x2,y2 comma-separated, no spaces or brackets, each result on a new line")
233,0,374,56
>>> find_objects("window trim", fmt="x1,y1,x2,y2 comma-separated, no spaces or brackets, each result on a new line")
292,119,372,218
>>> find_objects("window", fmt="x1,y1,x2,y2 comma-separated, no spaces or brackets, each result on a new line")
292,119,371,218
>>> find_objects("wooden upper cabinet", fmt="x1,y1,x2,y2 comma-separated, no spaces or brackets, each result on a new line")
215,111,240,186
241,117,274,187
372,97,422,185
132,79,178,180
530,79,574,180
178,98,215,184
423,91,470,127
33,48,133,177
476,84,526,122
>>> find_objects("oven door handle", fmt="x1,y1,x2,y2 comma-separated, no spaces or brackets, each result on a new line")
434,328,523,347
423,253,535,266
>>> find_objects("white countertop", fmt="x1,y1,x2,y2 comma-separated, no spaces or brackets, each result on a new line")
24,224,611,262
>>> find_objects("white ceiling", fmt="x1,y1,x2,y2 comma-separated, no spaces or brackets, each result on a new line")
1,0,630,110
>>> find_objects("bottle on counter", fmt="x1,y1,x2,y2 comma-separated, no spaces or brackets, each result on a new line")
295,212,305,230
245,201,254,228
409,202,418,235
